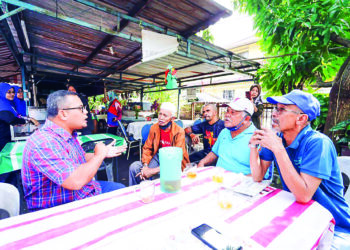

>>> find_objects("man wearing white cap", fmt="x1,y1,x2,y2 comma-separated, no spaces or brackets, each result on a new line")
249,90,350,249
198,98,256,174
129,102,189,185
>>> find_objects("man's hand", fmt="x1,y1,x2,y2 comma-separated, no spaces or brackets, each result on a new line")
197,161,204,167
190,134,200,144
105,140,127,158
251,129,283,153
135,165,157,180
94,142,109,158
30,118,40,126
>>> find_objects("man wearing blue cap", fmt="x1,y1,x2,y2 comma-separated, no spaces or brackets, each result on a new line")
249,90,350,249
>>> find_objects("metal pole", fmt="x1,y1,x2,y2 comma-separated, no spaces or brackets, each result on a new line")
177,81,181,119
140,88,143,109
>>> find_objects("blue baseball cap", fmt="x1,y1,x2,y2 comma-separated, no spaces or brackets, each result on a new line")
266,90,320,121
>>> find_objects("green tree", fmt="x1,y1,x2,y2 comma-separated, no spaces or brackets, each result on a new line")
197,29,215,43
233,0,350,139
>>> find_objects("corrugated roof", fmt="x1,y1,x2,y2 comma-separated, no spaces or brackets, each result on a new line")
0,0,259,95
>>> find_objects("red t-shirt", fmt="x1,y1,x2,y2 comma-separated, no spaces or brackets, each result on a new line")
159,129,171,148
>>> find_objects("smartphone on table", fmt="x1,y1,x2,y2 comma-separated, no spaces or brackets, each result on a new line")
191,224,242,250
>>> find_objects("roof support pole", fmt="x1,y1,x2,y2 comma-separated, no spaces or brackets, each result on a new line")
0,7,25,21
177,81,181,119
140,87,143,108
21,65,29,109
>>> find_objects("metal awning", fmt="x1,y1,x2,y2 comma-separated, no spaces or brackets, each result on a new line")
0,0,259,95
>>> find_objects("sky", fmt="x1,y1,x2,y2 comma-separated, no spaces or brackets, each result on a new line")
211,0,256,49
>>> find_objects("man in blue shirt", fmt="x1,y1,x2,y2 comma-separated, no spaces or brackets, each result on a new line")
249,90,350,249
185,104,225,163
198,98,256,175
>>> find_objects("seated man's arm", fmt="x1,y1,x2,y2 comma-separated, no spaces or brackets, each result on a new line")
185,125,201,144
254,129,322,203
198,152,218,167
63,147,105,190
63,142,127,190
249,147,271,182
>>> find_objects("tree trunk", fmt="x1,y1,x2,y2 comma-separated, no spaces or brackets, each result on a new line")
324,56,350,142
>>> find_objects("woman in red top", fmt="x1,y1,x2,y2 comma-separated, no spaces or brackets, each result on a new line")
106,91,122,135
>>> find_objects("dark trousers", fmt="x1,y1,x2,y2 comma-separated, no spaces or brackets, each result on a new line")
189,150,209,164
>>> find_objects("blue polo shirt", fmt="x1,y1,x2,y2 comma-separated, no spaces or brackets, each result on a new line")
260,125,350,233
212,124,256,174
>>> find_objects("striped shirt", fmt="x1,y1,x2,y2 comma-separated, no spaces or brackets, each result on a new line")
22,119,101,211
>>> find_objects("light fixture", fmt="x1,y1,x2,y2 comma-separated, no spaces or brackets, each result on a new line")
21,20,30,49
108,46,114,55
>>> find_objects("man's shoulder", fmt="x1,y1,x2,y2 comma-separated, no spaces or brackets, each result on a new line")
302,129,334,148
25,128,60,149
216,119,225,126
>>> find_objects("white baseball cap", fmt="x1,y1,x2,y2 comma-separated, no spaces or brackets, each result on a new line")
160,102,176,117
224,98,254,116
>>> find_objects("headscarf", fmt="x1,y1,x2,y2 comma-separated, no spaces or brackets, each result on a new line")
250,84,263,106
0,82,20,116
107,91,121,109
13,85,27,116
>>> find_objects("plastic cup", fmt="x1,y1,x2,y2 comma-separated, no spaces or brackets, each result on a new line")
134,180,155,203
185,163,197,179
212,167,225,184
217,187,233,209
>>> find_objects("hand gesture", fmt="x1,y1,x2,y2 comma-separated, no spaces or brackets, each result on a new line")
190,134,200,144
251,129,283,153
105,140,127,158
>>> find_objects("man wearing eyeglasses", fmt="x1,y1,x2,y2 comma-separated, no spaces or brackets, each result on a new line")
249,90,350,249
197,98,258,175
22,90,127,212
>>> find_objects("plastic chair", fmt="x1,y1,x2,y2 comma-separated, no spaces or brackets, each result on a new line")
193,119,203,126
117,120,141,160
0,183,19,219
141,124,152,144
338,156,350,204
174,120,183,128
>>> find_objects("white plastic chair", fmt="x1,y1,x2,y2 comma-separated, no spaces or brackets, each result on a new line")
337,156,350,204
0,183,20,218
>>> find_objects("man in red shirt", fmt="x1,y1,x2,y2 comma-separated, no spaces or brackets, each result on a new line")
129,102,189,185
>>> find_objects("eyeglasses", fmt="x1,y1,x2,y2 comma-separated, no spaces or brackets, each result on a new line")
17,90,23,93
273,107,305,115
62,105,87,113
6,90,15,94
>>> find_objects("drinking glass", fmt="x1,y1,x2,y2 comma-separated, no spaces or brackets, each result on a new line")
212,167,225,184
134,180,155,203
185,163,197,179
217,187,233,210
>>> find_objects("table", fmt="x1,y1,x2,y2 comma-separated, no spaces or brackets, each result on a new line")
0,133,125,175
0,167,334,249
126,120,157,140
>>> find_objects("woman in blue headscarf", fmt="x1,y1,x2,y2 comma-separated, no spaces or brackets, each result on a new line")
0,83,38,151
12,85,27,117
0,83,26,151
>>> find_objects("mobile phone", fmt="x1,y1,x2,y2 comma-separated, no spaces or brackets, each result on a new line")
245,91,251,100
191,224,242,250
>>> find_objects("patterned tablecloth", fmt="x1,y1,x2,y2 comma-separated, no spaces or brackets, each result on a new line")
0,167,334,249
0,133,125,175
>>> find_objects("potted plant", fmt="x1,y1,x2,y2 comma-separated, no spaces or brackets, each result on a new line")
330,119,350,156
133,105,142,119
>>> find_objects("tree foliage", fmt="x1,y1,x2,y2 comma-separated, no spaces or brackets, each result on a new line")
232,0,350,95
197,29,215,44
